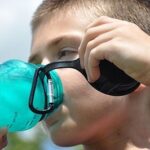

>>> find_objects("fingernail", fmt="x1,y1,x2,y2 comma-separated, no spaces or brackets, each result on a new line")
87,75,90,82
88,73,96,83
87,75,93,83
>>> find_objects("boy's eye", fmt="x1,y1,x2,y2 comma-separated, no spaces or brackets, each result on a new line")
58,47,78,60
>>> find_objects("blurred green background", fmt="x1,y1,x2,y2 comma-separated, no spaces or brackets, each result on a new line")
5,125,83,150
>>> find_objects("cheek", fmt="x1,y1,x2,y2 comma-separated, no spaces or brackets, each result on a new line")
57,68,115,124
49,69,100,145
50,90,116,146
50,68,125,146
57,68,100,124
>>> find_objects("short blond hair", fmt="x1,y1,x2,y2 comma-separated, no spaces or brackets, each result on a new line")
31,0,150,34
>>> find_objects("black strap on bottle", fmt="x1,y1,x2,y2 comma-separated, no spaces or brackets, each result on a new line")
29,58,140,116
42,58,140,96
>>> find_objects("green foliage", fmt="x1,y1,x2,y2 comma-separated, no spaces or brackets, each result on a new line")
5,133,41,150
4,129,83,150
76,145,83,150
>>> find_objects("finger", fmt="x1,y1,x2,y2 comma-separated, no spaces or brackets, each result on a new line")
87,16,122,29
88,41,114,82
79,22,119,68
84,30,115,81
79,27,99,68
88,54,100,83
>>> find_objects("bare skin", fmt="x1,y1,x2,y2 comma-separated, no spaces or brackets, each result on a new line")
79,16,150,85
30,10,150,150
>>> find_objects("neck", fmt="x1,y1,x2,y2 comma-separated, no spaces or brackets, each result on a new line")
83,87,150,150
83,131,128,150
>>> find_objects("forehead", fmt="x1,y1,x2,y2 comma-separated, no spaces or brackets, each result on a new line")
31,11,91,54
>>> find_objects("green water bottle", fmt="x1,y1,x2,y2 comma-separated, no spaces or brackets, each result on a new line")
0,60,63,132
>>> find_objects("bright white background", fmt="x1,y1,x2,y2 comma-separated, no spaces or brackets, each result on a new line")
0,0,43,62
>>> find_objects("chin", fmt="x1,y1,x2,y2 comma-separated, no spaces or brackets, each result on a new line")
51,133,78,147
50,124,84,147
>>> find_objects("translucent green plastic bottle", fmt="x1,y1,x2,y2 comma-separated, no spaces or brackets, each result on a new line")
0,60,63,132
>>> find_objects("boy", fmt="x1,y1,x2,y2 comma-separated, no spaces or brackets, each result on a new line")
30,0,150,150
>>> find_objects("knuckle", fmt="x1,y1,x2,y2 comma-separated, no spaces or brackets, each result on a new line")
115,27,124,35
129,22,140,30
86,16,109,29
128,22,137,27
86,40,94,51
124,22,135,29
109,39,120,52
90,49,97,58
91,16,109,26
84,28,95,42
115,25,130,36
116,22,138,34
99,16,109,22
85,28,94,37
120,20,130,25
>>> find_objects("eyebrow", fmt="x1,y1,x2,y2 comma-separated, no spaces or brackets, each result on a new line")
48,36,64,47
29,37,65,63
29,34,82,63
45,34,82,50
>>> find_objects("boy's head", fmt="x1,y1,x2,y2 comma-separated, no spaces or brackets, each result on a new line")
31,0,150,34
29,0,150,147
29,0,150,63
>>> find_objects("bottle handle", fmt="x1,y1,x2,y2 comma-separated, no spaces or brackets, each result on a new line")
29,58,140,115
29,67,54,116
41,58,140,96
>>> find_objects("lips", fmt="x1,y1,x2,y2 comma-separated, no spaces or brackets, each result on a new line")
45,115,60,127
45,106,64,127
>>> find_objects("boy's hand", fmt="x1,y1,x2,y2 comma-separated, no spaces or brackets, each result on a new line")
0,129,8,150
79,16,150,85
